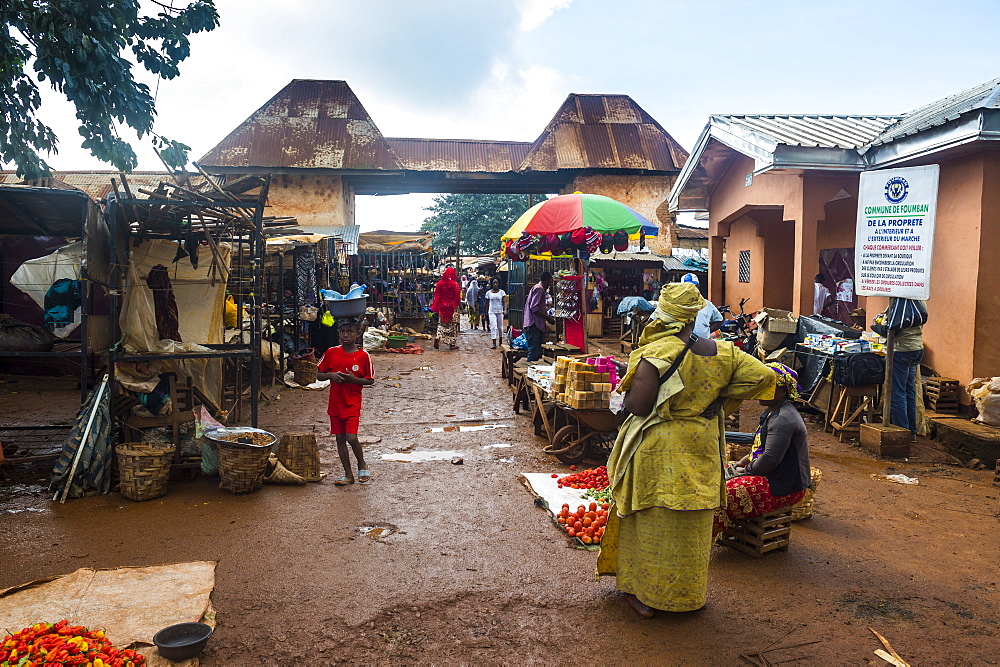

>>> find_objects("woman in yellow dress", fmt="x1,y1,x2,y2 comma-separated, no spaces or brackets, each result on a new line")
597,283,774,617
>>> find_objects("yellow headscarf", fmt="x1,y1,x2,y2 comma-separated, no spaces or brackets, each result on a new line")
619,283,706,392
637,282,706,346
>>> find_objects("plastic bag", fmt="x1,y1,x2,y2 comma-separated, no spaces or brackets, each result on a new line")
0,313,53,351
363,328,388,351
511,333,529,350
224,295,238,328
967,377,1000,426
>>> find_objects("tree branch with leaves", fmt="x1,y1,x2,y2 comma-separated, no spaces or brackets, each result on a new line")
0,0,219,178
420,193,547,256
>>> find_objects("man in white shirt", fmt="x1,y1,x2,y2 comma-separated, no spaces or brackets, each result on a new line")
814,274,832,316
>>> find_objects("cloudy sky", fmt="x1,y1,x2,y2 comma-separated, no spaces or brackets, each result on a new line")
24,0,1000,230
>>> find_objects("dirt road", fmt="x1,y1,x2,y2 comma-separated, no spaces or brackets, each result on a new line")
2,323,998,664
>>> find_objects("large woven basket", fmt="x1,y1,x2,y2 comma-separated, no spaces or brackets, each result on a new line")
116,442,175,502
276,432,321,482
790,467,823,521
216,440,271,494
293,359,318,385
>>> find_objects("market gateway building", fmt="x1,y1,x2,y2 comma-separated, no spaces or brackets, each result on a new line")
667,77,1000,400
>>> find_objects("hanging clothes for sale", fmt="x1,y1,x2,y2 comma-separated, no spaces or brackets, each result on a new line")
295,246,317,306
145,264,182,341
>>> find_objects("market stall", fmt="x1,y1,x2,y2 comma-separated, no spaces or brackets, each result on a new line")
350,230,441,332
501,193,657,353
587,251,665,338
0,185,111,465
105,173,274,472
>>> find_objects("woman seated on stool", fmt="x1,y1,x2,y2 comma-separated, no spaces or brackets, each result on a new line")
713,363,811,538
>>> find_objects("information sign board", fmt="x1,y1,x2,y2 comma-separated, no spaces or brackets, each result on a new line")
855,165,939,299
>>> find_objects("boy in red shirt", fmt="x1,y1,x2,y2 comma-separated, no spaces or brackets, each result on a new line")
316,320,375,485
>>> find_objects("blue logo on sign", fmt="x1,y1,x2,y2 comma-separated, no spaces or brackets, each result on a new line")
884,176,908,203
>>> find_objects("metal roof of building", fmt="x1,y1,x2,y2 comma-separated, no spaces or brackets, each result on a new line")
0,171,196,201
518,94,688,172
719,114,900,150
873,77,1000,146
675,224,708,240
300,224,361,249
0,185,94,236
198,80,401,171
385,138,531,173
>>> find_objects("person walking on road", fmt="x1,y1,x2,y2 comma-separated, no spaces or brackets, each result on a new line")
432,266,462,350
485,278,507,349
466,276,481,329
316,319,376,485
523,271,554,361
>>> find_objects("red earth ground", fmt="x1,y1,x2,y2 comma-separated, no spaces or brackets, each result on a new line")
1,322,998,664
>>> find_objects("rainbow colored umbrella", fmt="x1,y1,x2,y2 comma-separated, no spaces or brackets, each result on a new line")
501,193,652,242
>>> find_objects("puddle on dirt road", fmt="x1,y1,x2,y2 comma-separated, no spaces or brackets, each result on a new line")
425,423,510,433
815,451,893,473
381,450,463,463
482,443,512,449
359,524,396,539
398,367,433,377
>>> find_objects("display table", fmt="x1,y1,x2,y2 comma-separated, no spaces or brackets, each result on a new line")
541,342,581,360
499,344,527,384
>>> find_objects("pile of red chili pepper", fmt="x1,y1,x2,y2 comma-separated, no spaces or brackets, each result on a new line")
554,465,609,490
0,620,145,666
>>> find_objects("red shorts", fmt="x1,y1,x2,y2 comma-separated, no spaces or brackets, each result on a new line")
329,414,360,435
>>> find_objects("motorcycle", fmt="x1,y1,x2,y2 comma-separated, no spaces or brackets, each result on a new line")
718,297,758,358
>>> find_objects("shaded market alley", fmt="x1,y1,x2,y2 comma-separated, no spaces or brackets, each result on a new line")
1,321,998,664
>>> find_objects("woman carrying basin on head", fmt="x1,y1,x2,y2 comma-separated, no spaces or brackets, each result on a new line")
597,283,774,618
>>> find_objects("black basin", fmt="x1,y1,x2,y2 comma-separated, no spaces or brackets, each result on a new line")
153,622,213,661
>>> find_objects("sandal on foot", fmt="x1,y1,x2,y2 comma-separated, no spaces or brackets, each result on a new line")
449,345,459,350
358,469,372,484
334,476,355,486
626,594,656,619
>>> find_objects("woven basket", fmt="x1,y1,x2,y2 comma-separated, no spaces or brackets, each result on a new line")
276,432,321,482
216,440,271,494
116,442,175,502
293,360,318,385
790,467,823,521
264,456,307,485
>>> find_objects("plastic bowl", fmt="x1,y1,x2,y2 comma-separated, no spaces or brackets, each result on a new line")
153,622,213,661
323,295,368,318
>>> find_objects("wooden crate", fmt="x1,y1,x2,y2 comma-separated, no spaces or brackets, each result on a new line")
860,423,911,458
925,376,960,414
720,508,793,558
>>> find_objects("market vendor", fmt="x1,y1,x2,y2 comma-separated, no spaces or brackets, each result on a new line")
523,271,554,362
713,363,811,538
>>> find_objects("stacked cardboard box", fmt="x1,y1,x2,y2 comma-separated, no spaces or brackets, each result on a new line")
551,356,612,409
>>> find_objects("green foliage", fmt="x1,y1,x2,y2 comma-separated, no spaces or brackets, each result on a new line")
0,0,219,178
420,193,548,255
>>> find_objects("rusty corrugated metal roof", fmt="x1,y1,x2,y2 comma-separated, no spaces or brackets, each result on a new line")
518,94,689,172
0,171,203,201
198,80,401,171
385,138,531,173
675,224,708,240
